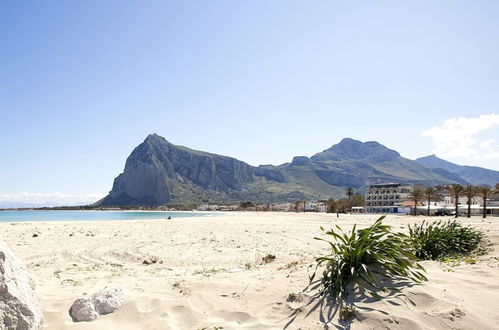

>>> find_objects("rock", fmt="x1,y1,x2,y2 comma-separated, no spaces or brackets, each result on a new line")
291,156,310,166
98,133,255,206
69,286,127,322
68,298,98,322
0,238,43,330
91,287,127,315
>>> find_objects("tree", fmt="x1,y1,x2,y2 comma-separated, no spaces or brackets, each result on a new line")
463,185,479,218
293,201,301,212
408,187,424,216
326,198,336,213
240,201,255,209
345,187,354,200
350,193,365,207
424,187,437,216
345,187,354,212
450,184,464,218
478,185,493,218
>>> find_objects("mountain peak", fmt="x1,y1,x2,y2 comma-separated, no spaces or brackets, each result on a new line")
312,138,400,162
418,154,439,160
416,154,458,169
144,133,168,144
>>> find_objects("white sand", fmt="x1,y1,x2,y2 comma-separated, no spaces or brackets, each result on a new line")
1,212,498,329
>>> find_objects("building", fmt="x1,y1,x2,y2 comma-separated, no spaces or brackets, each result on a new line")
351,206,365,214
303,201,326,212
365,183,412,214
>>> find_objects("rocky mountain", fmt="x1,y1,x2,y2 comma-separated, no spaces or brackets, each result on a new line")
98,135,469,206
416,154,499,186
99,134,255,206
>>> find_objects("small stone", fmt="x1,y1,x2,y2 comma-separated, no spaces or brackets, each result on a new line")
68,286,127,322
69,298,98,322
92,287,127,315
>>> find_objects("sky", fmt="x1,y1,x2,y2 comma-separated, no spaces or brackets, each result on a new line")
1,1,498,206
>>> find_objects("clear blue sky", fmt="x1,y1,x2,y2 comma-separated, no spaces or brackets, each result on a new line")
1,1,498,203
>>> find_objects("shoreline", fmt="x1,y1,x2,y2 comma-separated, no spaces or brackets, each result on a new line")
0,210,224,224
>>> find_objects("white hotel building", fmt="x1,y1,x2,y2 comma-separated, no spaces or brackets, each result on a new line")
365,183,412,214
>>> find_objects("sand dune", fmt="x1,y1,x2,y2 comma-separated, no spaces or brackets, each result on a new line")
1,212,498,329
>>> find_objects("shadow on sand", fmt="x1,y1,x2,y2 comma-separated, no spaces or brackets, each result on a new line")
283,277,417,330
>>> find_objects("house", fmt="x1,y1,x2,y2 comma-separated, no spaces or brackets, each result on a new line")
304,201,327,212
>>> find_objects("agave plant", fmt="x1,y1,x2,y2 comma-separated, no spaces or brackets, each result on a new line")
409,220,484,260
309,216,427,303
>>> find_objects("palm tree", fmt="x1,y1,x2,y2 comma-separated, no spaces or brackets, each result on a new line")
424,187,437,216
450,184,464,218
345,187,354,211
409,187,424,216
463,185,479,218
478,185,493,218
345,187,354,200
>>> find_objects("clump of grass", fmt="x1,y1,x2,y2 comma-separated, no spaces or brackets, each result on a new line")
408,220,484,260
285,260,300,268
278,260,301,271
309,216,427,303
339,305,357,320
286,292,302,302
261,254,276,264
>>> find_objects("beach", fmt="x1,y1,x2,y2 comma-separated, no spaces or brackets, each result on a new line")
1,212,498,329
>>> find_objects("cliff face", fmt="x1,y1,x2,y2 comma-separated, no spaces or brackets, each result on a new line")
99,134,473,206
99,134,255,206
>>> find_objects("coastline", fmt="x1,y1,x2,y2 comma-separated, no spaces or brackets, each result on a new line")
0,210,222,224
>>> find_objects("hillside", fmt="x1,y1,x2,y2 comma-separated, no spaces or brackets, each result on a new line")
98,135,469,206
416,155,499,186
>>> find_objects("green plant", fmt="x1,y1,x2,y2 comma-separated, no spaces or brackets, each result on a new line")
286,292,302,302
408,220,484,260
278,260,301,270
339,305,357,320
309,216,426,303
261,254,276,264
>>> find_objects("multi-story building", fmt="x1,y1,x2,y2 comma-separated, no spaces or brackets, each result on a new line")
365,183,412,213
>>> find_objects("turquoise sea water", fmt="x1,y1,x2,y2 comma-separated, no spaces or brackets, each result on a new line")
0,210,215,223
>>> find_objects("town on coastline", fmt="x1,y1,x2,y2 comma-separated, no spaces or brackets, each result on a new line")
196,183,499,217
4,183,498,217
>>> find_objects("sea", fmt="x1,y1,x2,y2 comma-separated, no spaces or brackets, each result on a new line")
0,210,216,223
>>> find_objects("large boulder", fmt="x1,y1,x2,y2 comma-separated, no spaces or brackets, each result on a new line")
69,286,127,322
0,238,43,330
